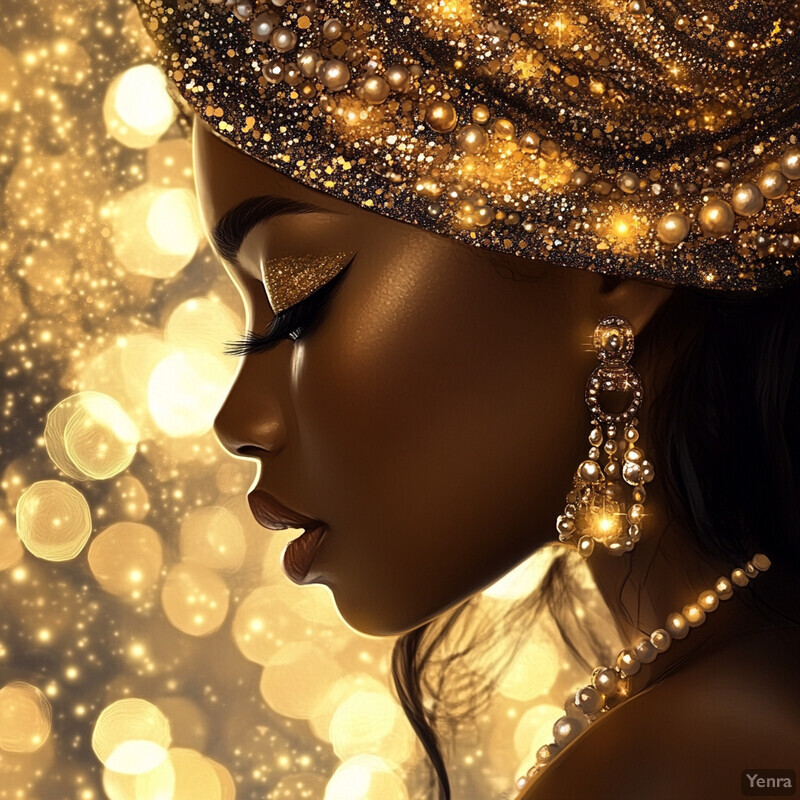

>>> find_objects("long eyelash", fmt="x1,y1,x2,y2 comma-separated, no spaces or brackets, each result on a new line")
222,306,308,357
223,259,352,357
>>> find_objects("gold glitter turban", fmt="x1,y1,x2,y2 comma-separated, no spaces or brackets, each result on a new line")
136,0,800,292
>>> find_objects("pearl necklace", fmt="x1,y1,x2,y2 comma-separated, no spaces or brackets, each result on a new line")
514,552,772,795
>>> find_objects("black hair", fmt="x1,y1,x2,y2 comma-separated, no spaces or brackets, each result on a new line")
391,278,800,800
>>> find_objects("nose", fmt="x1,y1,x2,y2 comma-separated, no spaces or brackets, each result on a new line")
213,365,287,457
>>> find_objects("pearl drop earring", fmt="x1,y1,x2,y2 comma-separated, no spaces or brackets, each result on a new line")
556,316,654,557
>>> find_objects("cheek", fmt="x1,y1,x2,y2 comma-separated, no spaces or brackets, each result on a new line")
290,252,590,625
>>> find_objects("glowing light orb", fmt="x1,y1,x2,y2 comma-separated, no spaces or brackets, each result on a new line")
161,563,230,636
45,395,94,481
105,749,232,800
111,185,200,279
324,755,408,800
269,580,343,627
166,297,243,362
116,334,174,430
309,673,387,743
0,511,24,571
0,682,52,753
168,749,226,800
103,756,175,800
15,480,92,561
88,523,163,600
92,699,171,775
78,334,168,445
148,349,233,437
234,581,348,670
232,586,287,665
180,506,245,572
329,691,415,764
104,64,177,148
45,392,139,481
107,741,171,775
206,757,236,800
146,188,202,259
260,642,344,719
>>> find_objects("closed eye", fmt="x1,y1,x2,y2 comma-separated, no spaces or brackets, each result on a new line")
223,256,354,357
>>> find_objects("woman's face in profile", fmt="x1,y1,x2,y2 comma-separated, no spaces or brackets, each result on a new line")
195,121,607,635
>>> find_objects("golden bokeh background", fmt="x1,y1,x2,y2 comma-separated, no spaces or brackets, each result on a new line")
0,2,619,798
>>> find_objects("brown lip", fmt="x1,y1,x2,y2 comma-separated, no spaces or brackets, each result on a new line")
248,488,323,531
283,526,327,584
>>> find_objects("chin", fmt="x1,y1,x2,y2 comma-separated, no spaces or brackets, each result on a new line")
324,580,462,638
332,595,422,638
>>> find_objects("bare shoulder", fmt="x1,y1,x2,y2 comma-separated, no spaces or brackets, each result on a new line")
518,628,800,800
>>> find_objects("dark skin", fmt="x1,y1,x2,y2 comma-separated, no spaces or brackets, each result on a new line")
196,121,800,796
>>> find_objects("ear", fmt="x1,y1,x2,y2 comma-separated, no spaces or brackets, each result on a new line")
597,275,675,336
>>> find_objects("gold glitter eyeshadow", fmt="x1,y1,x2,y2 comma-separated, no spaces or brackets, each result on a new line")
135,0,800,293
262,251,355,313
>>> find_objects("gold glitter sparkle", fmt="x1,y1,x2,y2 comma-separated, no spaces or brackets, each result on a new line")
262,251,355,313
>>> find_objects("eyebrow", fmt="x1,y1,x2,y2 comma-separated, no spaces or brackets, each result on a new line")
211,195,333,266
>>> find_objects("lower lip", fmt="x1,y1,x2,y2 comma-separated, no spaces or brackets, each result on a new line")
282,526,327,584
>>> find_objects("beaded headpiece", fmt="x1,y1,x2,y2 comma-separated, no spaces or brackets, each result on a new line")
136,0,800,292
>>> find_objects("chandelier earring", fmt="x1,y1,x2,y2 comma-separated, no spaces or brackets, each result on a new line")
556,316,655,557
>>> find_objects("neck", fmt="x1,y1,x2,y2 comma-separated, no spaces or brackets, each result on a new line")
585,478,786,691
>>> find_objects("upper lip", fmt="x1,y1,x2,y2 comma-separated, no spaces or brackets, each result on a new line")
248,488,324,531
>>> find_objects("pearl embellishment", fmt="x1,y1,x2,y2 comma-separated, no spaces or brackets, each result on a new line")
515,553,771,793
